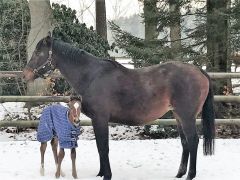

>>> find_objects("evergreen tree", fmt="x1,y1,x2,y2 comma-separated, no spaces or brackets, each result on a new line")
0,0,30,95
110,0,240,69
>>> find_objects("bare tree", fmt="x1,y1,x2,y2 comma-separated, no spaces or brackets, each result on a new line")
110,0,132,20
78,0,95,24
27,0,53,96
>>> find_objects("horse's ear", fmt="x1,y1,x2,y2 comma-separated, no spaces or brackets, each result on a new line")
47,31,52,38
45,31,52,44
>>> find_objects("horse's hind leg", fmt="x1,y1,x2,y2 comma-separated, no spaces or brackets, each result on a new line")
184,122,199,180
71,148,78,179
174,116,190,178
51,137,65,177
40,142,47,176
175,111,199,180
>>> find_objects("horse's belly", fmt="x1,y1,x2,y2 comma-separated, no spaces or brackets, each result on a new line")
111,103,172,126
141,105,172,124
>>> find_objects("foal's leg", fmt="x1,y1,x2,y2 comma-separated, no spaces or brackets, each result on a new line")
71,148,78,179
40,142,47,176
51,138,65,177
55,148,65,179
92,116,112,180
174,117,190,178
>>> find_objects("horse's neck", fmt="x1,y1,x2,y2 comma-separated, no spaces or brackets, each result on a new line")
53,41,101,94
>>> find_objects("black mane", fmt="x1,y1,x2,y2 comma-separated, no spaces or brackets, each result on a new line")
53,39,127,69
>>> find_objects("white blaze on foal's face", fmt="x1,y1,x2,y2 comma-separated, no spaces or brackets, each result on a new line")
74,102,79,110
69,101,81,125
73,102,80,119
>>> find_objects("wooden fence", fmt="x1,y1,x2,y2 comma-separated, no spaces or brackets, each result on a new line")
0,71,240,127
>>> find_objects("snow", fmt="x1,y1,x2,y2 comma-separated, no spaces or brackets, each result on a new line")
0,98,240,180
0,139,240,180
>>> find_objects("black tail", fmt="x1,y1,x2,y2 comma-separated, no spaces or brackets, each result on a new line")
200,69,215,156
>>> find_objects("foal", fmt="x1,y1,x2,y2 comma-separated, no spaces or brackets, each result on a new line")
37,96,82,179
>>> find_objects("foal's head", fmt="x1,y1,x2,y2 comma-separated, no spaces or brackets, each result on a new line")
68,95,82,127
23,33,55,81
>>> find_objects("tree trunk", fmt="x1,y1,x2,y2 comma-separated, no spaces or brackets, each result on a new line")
95,0,107,40
206,0,230,118
144,0,158,40
27,0,53,96
169,0,182,59
206,0,229,91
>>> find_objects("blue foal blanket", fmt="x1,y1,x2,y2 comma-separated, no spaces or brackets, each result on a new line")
37,104,81,149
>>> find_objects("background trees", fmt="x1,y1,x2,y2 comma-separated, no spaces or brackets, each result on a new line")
110,0,240,69
0,0,29,95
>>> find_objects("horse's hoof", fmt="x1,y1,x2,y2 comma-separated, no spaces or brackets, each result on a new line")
176,173,184,178
176,171,186,178
97,171,104,177
103,177,111,180
40,167,44,176
186,172,196,180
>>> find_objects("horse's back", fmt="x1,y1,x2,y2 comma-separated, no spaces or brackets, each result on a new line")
85,61,209,125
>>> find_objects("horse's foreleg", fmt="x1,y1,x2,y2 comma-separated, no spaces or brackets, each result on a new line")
71,148,78,179
92,118,112,180
55,148,65,179
40,142,47,176
175,119,190,178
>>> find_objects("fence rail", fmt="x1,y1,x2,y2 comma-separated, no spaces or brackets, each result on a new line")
1,71,240,79
0,96,69,103
0,95,239,103
1,119,240,128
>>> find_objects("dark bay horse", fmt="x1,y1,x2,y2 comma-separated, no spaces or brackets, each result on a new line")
23,35,215,180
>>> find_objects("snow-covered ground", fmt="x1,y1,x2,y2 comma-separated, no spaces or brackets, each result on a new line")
0,139,240,180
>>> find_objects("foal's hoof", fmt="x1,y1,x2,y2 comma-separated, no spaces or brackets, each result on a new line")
72,173,78,179
55,172,60,179
40,167,44,176
60,170,65,177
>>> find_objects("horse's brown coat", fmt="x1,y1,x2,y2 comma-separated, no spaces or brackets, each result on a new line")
23,36,215,180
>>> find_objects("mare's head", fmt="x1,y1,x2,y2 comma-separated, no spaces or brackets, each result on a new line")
23,33,56,81
68,95,82,127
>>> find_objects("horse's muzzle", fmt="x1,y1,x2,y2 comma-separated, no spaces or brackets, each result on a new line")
22,68,35,82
